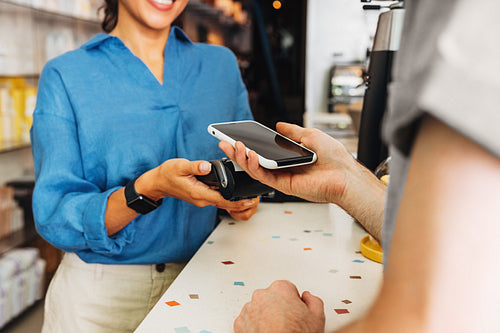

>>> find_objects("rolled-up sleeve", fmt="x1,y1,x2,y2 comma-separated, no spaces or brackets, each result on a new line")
31,64,134,255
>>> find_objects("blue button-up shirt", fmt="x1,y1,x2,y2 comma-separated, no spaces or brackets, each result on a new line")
30,27,252,264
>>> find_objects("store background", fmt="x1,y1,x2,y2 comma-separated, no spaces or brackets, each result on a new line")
0,0,382,331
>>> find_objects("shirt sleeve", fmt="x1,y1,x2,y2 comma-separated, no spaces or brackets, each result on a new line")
383,0,500,157
30,63,134,255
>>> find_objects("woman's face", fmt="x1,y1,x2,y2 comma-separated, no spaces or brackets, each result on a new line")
117,0,189,33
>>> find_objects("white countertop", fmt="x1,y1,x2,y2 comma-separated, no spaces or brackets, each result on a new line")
135,202,383,332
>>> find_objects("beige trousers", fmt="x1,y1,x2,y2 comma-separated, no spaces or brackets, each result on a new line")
42,252,185,333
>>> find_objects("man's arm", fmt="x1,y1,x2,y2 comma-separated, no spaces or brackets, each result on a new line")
234,116,500,332
219,122,385,242
342,116,500,332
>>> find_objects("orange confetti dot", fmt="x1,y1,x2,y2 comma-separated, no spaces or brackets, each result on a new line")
284,211,293,214
304,247,312,251
165,300,180,307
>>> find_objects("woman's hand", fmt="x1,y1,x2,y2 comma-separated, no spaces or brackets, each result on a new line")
226,197,260,221
136,158,259,216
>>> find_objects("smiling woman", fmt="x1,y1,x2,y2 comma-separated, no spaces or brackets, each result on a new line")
30,0,258,332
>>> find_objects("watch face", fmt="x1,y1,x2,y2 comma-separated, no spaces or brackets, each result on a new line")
125,179,162,214
127,196,154,214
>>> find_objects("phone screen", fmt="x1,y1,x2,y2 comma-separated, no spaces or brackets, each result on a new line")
211,121,315,166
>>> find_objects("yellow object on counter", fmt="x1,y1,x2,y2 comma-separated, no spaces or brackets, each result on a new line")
380,174,389,185
360,235,383,263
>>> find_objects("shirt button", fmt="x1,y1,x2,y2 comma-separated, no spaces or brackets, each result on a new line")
156,263,166,273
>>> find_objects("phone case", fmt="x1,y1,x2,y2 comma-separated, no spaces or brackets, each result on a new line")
208,120,317,169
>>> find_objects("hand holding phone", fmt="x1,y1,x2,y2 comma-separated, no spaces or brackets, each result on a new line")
208,120,317,169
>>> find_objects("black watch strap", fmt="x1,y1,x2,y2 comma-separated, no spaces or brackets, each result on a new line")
124,177,163,214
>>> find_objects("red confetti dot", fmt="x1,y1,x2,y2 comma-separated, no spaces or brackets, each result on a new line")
334,308,349,314
222,261,234,265
165,301,180,307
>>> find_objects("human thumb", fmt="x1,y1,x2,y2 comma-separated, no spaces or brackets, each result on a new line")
197,161,212,175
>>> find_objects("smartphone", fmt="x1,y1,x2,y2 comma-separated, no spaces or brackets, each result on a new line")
208,120,317,169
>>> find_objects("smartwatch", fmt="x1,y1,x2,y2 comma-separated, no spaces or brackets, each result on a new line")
124,177,163,214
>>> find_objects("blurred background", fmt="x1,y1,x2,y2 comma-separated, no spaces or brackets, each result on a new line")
0,0,388,331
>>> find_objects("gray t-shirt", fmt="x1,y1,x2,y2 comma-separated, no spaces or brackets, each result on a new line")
381,0,500,262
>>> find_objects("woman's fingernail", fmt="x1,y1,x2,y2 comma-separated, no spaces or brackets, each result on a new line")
200,162,211,173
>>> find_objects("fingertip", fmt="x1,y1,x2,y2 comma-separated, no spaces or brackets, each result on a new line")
235,141,245,151
219,140,230,149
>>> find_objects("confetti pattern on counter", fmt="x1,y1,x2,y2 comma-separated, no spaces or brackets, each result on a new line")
166,301,180,307
139,204,385,332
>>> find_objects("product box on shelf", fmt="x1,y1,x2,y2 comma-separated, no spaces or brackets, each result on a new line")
0,77,36,144
0,247,46,329
0,185,24,239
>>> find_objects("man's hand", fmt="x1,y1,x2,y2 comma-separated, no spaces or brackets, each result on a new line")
220,122,385,241
234,280,325,333
220,122,353,204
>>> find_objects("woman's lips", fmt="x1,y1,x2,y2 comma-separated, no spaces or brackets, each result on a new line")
148,0,176,11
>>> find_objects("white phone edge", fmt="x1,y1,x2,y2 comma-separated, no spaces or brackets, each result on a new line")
207,120,317,170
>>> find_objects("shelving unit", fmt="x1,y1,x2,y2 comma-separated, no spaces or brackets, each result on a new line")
0,140,30,153
182,0,252,56
0,0,101,76
0,3,100,326
0,3,253,314
0,223,37,256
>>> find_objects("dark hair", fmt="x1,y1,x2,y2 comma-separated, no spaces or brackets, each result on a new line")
100,0,118,33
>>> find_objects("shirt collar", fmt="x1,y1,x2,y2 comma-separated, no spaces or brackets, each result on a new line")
81,26,192,50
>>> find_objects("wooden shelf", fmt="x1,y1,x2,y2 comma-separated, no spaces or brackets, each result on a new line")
0,140,31,154
0,0,101,24
0,224,38,256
